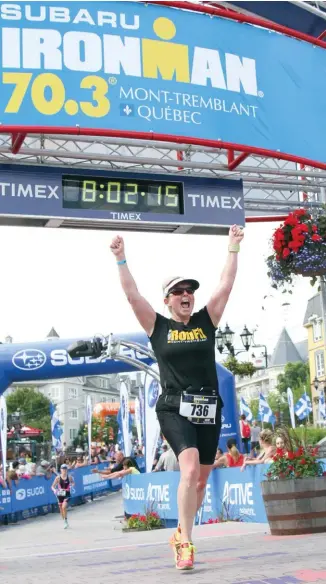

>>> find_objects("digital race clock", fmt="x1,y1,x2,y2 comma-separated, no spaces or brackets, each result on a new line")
0,165,244,234
62,176,183,215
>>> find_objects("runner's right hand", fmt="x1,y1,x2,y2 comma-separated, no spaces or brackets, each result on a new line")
110,235,125,258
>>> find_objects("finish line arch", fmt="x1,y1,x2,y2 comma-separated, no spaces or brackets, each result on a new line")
0,332,240,453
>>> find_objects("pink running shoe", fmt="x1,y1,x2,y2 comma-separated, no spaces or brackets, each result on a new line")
176,542,196,570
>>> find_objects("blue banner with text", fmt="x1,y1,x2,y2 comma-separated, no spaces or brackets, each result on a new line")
0,2,325,162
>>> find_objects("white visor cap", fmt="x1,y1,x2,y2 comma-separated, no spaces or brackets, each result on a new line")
162,276,200,297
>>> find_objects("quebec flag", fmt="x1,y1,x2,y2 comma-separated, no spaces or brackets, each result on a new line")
295,393,312,421
49,402,63,450
239,397,253,422
258,393,275,424
319,391,326,420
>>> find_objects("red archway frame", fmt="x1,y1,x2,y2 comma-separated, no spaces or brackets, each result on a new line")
4,1,326,211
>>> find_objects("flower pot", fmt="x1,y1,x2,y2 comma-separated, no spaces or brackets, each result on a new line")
261,477,326,536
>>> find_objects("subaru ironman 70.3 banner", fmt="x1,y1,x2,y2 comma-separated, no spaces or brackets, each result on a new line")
0,2,325,163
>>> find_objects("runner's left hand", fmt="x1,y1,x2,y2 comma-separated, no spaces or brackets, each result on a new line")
229,225,244,245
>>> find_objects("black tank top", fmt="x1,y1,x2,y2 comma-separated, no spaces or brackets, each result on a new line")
59,476,70,492
150,307,219,396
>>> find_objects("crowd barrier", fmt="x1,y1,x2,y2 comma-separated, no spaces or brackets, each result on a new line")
0,457,145,522
124,465,269,525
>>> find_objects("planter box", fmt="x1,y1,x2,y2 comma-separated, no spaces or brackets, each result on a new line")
261,477,326,536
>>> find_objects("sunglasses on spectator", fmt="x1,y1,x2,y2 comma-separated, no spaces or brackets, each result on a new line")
169,287,194,296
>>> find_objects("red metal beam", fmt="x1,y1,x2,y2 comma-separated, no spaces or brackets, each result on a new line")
2,125,326,172
245,216,287,223
228,151,250,171
154,1,326,49
11,133,26,154
318,30,326,40
176,149,183,171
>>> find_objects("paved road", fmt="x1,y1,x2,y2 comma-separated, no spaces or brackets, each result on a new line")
1,492,326,584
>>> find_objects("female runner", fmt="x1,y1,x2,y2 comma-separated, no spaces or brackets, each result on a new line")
110,225,244,570
52,463,74,529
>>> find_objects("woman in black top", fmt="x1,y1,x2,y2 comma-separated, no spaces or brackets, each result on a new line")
111,225,243,570
52,464,74,529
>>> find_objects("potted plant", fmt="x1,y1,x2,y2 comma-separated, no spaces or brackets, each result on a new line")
261,430,326,536
123,509,164,532
266,207,326,288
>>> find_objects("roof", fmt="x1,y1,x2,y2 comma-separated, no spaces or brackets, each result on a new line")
269,328,304,367
303,294,322,326
294,339,308,362
46,327,60,338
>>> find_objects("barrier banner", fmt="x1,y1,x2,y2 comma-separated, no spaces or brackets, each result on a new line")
0,487,11,516
144,364,161,472
123,465,269,523
123,471,179,519
12,477,50,512
0,2,325,163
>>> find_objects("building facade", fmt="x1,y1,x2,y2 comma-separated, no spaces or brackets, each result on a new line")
303,290,326,424
236,328,307,401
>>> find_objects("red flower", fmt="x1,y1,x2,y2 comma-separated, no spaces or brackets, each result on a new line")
300,458,306,465
282,248,290,259
273,228,285,241
312,225,318,233
139,515,146,522
289,465,294,471
287,451,295,460
293,209,307,217
311,234,322,242
284,214,298,227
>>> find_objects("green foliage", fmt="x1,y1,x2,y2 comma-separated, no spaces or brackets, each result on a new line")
6,387,52,441
222,356,256,378
290,426,326,446
73,415,119,448
277,362,310,395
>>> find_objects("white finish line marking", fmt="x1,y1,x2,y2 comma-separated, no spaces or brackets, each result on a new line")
0,529,265,562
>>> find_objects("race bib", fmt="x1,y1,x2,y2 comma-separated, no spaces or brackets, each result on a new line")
58,489,66,497
179,393,217,425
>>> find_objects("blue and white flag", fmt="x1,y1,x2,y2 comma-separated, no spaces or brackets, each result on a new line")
287,387,296,429
0,396,7,480
258,393,275,424
319,390,326,420
86,395,92,462
239,397,253,422
49,402,63,451
294,393,312,421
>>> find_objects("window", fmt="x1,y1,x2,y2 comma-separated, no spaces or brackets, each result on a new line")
68,387,78,399
70,428,78,440
315,351,325,378
49,387,60,399
69,409,78,420
313,320,323,342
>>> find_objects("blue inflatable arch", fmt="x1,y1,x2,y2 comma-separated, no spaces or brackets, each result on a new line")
0,332,241,452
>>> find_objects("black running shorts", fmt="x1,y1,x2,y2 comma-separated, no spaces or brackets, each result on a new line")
156,393,222,466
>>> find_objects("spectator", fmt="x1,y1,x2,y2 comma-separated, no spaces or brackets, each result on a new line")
250,420,261,456
36,460,56,479
98,448,108,462
241,429,276,471
102,457,140,480
215,439,245,468
153,444,179,472
90,447,100,465
73,456,87,468
275,431,291,452
239,414,251,454
212,448,224,469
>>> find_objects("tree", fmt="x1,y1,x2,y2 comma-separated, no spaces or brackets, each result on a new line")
277,362,311,396
222,356,257,378
73,415,119,448
6,387,52,440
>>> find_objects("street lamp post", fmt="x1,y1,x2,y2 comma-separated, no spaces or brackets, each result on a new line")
216,325,268,369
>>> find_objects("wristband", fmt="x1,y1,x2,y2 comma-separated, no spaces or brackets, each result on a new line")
117,259,127,265
228,244,240,253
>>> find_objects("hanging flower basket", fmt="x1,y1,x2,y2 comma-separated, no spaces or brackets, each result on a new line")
266,208,326,289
